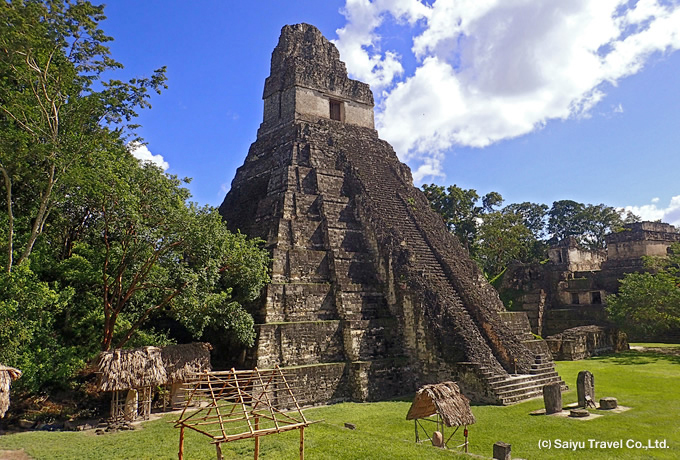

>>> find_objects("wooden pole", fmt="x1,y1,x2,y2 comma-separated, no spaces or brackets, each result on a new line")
178,426,185,460
254,417,260,460
215,442,223,460
299,426,305,460
464,426,469,453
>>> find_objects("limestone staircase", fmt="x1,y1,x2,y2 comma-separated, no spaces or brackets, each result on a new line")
352,157,506,373
345,147,567,404
471,354,566,404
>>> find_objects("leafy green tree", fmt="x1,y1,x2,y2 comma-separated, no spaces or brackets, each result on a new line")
606,243,680,339
0,1,271,394
0,0,166,272
51,150,270,351
503,202,548,239
547,200,639,250
475,211,535,278
421,183,503,251
0,265,81,392
547,200,586,242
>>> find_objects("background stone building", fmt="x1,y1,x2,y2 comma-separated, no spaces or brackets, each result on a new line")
499,222,680,337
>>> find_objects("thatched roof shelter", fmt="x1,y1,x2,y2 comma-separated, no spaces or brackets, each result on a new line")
161,342,212,383
406,381,476,427
97,346,167,392
1,364,22,418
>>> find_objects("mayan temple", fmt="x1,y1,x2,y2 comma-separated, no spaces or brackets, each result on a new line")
219,23,565,405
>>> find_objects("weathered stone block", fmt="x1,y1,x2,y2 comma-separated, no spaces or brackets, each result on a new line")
577,370,595,408
600,397,618,409
493,441,512,460
543,382,562,414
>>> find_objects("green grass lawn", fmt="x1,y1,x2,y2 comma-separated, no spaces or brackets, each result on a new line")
1,347,679,459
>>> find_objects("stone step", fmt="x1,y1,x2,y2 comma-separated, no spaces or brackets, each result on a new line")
491,373,560,393
530,362,555,371
495,378,565,400
499,382,569,405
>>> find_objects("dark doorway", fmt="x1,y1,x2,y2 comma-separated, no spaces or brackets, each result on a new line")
591,291,602,304
330,99,342,121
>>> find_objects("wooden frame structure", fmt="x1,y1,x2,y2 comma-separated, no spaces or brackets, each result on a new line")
109,386,154,422
406,381,475,452
175,366,314,460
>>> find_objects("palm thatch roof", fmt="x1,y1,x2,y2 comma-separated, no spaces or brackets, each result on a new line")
406,381,476,427
0,364,22,418
161,342,212,383
97,346,167,392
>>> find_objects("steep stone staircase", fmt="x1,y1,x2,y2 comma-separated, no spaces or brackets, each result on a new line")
343,140,567,404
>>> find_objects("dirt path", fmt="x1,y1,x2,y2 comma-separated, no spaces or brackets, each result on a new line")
630,345,680,356
0,449,31,460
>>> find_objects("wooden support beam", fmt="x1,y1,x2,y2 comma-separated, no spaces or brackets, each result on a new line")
254,417,260,460
178,426,185,460
300,426,305,460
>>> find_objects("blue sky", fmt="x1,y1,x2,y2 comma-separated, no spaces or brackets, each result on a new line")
101,1,680,226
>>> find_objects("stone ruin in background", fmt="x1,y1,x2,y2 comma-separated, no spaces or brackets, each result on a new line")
219,24,565,405
499,221,680,348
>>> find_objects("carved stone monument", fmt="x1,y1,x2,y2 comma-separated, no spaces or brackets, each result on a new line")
543,382,562,415
577,370,595,408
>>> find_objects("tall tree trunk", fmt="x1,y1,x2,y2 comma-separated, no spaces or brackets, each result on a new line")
0,165,13,273
17,163,57,266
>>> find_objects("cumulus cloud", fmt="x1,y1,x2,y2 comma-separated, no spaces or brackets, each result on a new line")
129,143,169,171
335,0,680,181
625,195,680,227
333,0,430,89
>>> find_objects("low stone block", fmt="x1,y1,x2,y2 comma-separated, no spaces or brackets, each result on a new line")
569,409,590,418
493,441,512,460
600,397,618,409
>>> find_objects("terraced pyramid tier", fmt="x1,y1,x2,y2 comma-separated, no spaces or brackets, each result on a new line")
219,23,564,405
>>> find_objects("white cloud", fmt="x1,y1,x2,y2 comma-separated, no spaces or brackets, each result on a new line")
129,143,169,171
333,0,430,89
335,0,680,181
625,195,680,227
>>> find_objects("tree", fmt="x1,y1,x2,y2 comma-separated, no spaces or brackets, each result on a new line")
0,2,270,393
547,200,639,250
475,211,535,278
54,149,270,351
0,264,80,392
503,201,548,239
547,200,585,242
421,183,503,252
0,0,166,272
606,243,680,339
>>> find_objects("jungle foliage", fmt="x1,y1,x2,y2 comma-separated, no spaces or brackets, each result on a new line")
0,0,270,393
422,184,639,278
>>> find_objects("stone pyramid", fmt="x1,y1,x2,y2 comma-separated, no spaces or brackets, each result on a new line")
219,23,565,405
